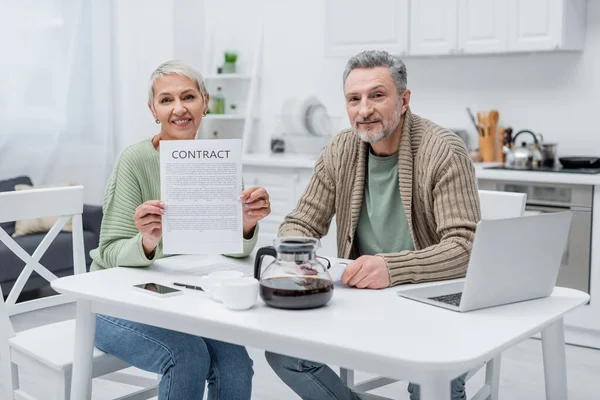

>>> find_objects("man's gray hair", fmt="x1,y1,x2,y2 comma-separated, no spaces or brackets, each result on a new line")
148,60,207,105
343,50,407,96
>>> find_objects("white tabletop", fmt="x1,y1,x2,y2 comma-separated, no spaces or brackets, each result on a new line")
52,255,589,381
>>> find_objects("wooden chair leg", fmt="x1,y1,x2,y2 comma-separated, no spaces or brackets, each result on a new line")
485,355,501,400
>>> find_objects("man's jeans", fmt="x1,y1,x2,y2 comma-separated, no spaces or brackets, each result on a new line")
265,352,466,400
95,315,253,400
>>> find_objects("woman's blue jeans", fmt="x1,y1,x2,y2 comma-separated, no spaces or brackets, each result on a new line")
95,315,253,400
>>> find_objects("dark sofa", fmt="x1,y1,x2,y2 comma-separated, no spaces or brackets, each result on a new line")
0,176,103,297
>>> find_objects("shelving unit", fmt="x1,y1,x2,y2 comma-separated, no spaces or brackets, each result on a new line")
198,23,263,154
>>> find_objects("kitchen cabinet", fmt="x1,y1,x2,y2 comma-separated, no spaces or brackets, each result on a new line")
507,0,586,52
458,0,508,54
325,0,586,57
410,0,458,55
243,164,338,257
324,0,409,57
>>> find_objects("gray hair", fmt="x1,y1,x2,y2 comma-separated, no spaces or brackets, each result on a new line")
342,50,407,96
148,60,207,105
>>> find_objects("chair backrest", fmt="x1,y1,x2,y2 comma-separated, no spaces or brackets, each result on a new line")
0,186,85,337
478,189,527,220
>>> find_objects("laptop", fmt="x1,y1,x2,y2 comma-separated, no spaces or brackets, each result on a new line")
397,211,572,312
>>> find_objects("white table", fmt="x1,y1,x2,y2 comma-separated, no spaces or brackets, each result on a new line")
51,254,589,400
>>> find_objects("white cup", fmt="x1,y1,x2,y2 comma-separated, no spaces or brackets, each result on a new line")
211,277,259,311
199,270,244,295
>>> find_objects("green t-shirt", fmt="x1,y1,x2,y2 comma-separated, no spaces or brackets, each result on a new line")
90,140,257,271
356,150,414,256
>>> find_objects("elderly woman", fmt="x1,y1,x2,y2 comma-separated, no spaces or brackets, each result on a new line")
89,60,271,400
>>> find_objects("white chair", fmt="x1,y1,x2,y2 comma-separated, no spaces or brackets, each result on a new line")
342,189,527,400
0,186,158,400
478,190,526,220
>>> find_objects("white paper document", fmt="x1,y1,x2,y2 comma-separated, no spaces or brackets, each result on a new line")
160,139,243,255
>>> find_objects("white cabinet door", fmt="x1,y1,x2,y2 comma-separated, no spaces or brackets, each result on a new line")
507,0,563,51
410,0,458,55
244,167,299,247
458,0,508,53
325,0,409,57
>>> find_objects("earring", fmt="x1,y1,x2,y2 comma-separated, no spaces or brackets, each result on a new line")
202,112,207,117
155,119,160,124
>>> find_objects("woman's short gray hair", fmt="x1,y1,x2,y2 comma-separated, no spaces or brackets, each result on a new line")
343,50,407,96
148,60,207,105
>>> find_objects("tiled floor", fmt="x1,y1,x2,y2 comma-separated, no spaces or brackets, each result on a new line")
4,302,600,399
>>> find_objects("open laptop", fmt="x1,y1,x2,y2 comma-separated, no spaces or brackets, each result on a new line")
397,211,572,312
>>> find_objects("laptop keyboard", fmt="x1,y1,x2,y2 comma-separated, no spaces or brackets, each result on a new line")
428,292,463,307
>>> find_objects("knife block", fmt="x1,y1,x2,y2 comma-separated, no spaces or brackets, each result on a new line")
479,130,496,162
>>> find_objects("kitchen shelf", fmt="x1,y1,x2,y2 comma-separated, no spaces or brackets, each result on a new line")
202,22,263,153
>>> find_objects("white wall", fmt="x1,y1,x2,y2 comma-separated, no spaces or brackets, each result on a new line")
113,1,175,150
199,0,600,157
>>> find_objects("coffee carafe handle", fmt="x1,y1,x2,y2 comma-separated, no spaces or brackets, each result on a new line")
254,246,278,279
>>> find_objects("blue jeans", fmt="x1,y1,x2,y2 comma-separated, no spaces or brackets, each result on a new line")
265,352,466,400
95,315,253,400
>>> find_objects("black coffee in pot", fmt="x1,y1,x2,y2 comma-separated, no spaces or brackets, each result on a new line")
260,276,333,310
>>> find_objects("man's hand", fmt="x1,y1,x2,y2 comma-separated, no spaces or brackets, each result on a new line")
341,255,391,289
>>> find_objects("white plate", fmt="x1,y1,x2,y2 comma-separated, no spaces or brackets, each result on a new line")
301,96,331,136
280,97,307,134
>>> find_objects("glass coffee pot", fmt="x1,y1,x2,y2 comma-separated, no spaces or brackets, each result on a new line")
253,237,334,310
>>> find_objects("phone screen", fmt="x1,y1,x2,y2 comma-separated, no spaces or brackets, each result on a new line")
134,282,181,295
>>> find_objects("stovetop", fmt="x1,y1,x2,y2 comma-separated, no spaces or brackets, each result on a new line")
485,166,600,175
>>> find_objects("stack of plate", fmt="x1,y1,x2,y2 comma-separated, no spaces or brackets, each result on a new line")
280,96,332,136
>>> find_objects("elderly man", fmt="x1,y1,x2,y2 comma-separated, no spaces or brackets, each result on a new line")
265,50,480,400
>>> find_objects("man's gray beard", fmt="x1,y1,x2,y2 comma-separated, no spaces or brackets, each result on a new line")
354,107,403,143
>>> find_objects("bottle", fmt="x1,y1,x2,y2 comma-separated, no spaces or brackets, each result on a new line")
211,87,225,114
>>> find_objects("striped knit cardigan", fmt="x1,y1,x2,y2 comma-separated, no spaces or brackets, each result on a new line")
278,108,481,286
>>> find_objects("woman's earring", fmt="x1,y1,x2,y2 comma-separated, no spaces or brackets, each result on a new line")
202,111,207,117
155,119,160,124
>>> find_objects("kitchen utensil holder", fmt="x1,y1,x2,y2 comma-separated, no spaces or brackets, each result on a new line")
479,128,496,162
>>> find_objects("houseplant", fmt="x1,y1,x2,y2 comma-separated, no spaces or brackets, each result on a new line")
222,51,237,73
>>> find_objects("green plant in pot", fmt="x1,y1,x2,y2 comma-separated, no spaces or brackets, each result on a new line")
223,51,237,73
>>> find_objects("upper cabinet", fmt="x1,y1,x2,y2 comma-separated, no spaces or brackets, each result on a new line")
508,0,586,51
410,0,458,55
325,0,587,57
324,0,409,57
458,0,508,54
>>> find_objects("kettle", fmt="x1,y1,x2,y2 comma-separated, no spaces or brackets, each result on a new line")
253,237,334,310
503,130,544,169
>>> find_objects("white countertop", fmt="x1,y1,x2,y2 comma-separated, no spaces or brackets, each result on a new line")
243,154,600,185
474,163,600,185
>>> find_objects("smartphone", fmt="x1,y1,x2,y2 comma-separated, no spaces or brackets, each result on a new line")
132,282,183,297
